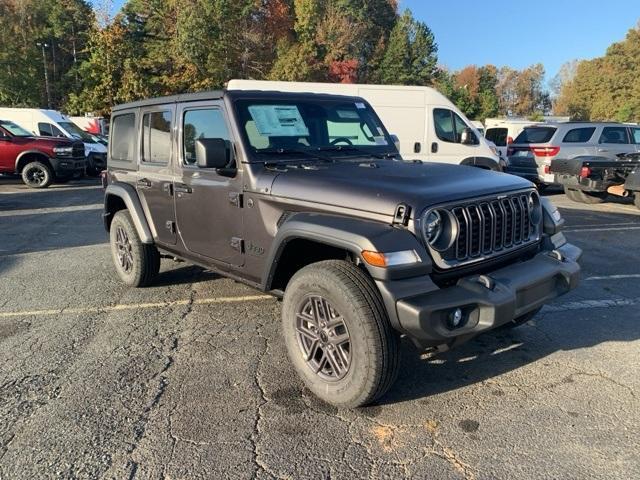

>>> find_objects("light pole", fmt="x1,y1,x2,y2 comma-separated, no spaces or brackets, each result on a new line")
36,41,51,109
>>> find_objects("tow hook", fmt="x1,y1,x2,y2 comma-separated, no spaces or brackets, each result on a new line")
549,250,564,262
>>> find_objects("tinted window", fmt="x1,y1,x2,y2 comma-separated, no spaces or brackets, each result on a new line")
38,122,53,136
433,109,455,142
562,127,595,143
141,111,172,164
632,128,640,144
486,127,508,146
514,127,556,144
110,113,136,162
599,127,629,144
183,109,229,165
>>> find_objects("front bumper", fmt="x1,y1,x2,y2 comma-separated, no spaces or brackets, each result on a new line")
87,153,107,171
388,242,581,349
50,157,86,177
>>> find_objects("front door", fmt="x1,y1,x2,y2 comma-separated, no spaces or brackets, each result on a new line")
430,107,480,164
174,103,244,266
137,107,177,246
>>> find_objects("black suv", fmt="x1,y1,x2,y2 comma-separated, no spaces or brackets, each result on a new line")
103,90,581,408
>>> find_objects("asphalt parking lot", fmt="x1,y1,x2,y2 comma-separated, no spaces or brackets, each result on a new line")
0,176,639,480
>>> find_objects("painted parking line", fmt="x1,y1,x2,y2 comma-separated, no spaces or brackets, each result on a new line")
564,226,640,233
585,274,640,281
0,204,103,217
0,295,274,319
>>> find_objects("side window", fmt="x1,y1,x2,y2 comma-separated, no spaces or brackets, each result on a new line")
433,109,455,143
141,111,172,164
562,127,596,143
599,127,629,144
183,108,229,165
486,128,508,146
38,122,53,136
50,124,64,137
110,113,136,162
631,128,640,144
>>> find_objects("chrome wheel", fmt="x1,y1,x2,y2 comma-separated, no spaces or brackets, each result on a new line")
115,226,134,272
295,295,351,381
25,166,47,186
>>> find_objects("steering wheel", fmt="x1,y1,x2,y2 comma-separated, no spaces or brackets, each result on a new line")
330,137,354,146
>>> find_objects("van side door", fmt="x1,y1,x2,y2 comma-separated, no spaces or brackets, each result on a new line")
137,106,177,246
431,107,481,165
174,102,244,266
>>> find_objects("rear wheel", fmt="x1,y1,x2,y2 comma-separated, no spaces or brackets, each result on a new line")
564,186,606,204
21,161,53,188
110,210,160,287
282,260,400,408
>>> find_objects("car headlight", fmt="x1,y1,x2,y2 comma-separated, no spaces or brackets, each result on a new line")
528,190,542,225
53,146,74,155
421,208,457,251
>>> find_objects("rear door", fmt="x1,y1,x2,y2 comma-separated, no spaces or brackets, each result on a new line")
485,127,508,158
597,126,632,159
137,106,177,246
174,102,244,266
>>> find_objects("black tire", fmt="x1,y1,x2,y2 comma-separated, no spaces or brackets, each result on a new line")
564,186,606,204
21,161,53,188
109,210,160,287
500,307,542,330
282,260,400,408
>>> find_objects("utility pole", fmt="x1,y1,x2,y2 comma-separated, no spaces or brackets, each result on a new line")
36,41,51,109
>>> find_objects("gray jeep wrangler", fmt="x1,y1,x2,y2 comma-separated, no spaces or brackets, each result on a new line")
103,89,581,408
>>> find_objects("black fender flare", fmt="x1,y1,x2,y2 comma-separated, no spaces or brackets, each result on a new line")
460,156,500,171
15,150,50,171
262,212,431,290
103,183,154,244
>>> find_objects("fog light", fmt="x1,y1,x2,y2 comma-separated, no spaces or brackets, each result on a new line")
447,308,464,329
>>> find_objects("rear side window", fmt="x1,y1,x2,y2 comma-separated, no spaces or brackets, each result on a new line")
486,128,508,146
514,127,556,144
599,127,629,144
631,128,640,144
141,111,172,164
110,113,136,162
562,127,595,143
183,108,230,165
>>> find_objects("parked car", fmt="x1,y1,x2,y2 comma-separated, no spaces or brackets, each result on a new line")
485,118,543,159
69,115,109,136
505,122,640,188
227,80,502,170
0,119,85,188
0,108,106,176
551,153,640,207
103,89,581,408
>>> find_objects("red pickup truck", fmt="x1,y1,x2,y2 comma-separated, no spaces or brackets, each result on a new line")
0,119,86,188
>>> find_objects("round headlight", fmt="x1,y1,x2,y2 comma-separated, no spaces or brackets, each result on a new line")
528,191,542,225
422,208,457,251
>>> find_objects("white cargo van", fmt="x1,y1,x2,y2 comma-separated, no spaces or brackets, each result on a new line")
227,80,501,170
0,108,107,175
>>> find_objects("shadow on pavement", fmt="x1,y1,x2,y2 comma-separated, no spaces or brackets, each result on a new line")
153,264,221,287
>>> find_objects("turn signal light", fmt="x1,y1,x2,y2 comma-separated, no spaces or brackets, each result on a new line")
580,166,591,178
362,250,421,268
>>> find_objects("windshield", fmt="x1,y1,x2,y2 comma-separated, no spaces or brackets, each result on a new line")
0,120,32,137
58,121,96,143
233,98,397,160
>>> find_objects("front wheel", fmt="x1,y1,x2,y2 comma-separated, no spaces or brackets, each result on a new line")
109,210,160,287
21,161,53,188
282,260,400,408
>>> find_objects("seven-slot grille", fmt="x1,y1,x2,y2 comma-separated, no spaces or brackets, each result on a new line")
446,193,536,264
72,142,85,158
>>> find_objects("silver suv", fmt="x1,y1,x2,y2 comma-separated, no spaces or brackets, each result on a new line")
505,122,640,187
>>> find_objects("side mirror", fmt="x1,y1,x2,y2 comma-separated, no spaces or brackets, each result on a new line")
460,127,477,145
389,134,400,151
195,138,231,169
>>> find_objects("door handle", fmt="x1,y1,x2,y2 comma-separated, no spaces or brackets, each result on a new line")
431,142,438,153
597,148,609,152
174,183,192,194
137,178,152,189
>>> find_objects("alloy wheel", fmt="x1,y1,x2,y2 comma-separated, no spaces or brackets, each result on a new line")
115,226,134,273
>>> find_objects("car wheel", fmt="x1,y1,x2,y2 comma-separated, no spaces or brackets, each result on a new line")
500,307,543,330
282,260,400,408
109,210,160,287
21,161,53,188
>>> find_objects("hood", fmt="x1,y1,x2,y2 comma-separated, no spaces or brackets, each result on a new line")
268,159,533,217
29,136,75,146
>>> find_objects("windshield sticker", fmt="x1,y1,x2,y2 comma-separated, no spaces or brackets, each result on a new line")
248,105,309,137
374,136,388,145
355,102,366,109
336,109,360,120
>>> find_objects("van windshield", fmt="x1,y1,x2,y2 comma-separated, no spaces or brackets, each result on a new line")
233,98,397,160
514,127,556,144
0,120,32,137
58,121,96,143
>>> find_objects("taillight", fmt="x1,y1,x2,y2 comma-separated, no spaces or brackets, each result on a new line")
531,146,560,157
580,166,591,179
544,165,550,174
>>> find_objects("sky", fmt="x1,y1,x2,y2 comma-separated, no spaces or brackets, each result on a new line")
100,0,638,84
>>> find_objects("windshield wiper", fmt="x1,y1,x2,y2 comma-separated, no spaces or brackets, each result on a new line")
257,147,334,163
316,145,397,159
